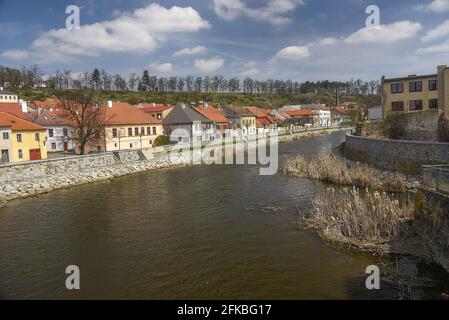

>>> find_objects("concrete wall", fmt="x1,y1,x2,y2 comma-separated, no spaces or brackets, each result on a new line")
396,110,440,141
344,134,449,171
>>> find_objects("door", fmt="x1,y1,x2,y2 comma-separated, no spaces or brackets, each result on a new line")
1,150,9,163
29,149,42,161
63,142,68,151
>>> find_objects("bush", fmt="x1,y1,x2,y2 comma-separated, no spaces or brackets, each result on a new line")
126,96,139,105
154,135,169,147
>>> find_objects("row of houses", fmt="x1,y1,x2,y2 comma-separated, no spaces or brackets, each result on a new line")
0,88,348,164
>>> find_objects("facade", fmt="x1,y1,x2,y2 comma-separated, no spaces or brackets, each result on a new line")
284,110,319,126
382,65,449,117
139,103,173,121
244,106,277,133
0,112,47,163
222,106,257,136
104,102,163,152
0,88,18,103
28,109,74,153
195,104,232,139
163,104,214,143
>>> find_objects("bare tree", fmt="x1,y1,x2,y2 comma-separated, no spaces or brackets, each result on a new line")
56,89,107,155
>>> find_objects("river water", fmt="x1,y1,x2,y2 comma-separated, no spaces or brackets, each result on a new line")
0,132,447,299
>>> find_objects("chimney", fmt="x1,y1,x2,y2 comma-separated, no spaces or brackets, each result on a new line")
38,107,43,116
0,86,3,91
181,103,186,109
21,100,28,113
153,102,156,107
107,101,113,108
205,102,208,108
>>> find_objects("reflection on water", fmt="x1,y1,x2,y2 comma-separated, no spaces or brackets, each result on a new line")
0,132,446,299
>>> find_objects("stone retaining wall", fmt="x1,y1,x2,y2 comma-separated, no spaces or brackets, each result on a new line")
344,134,449,172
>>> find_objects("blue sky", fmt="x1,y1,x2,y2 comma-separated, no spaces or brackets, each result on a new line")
1,0,449,81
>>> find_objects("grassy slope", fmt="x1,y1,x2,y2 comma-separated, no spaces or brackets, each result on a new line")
17,88,381,109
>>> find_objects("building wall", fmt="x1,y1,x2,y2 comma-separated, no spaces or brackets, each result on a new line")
0,127,12,164
0,94,18,103
46,126,75,152
242,116,257,135
104,124,163,151
11,130,47,163
383,75,439,116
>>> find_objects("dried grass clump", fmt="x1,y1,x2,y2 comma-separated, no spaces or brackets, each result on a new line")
308,188,414,244
282,154,407,192
307,187,414,244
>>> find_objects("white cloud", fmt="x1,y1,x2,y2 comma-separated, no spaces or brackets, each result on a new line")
418,0,449,12
1,49,30,60
29,3,209,62
212,0,304,26
417,40,449,55
174,46,207,56
274,46,310,60
194,57,225,73
422,20,449,42
240,68,259,77
344,21,422,44
150,63,173,73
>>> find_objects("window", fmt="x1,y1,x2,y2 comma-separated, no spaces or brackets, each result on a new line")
429,80,437,91
112,128,118,138
96,146,101,151
391,101,404,112
95,130,100,138
48,129,54,137
141,127,145,135
409,100,423,111
130,143,133,148
409,81,422,92
35,133,40,141
128,128,133,136
135,128,139,136
16,134,22,142
391,83,403,94
2,132,9,140
157,113,162,120
51,143,56,150
153,127,157,135
429,99,438,109
150,140,153,145
147,127,151,135
63,128,68,137
18,149,23,159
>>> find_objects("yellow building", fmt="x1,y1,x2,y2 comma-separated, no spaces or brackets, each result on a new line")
0,112,47,163
382,65,449,117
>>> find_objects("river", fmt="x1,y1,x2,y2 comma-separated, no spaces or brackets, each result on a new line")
0,132,447,299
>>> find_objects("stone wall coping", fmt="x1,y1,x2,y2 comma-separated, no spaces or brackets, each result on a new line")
346,134,449,147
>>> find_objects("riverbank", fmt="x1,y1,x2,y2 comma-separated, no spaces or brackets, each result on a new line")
0,127,350,206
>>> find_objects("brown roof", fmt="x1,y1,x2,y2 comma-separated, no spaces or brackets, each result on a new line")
139,103,173,113
0,112,46,131
285,110,318,117
106,102,161,125
195,105,230,124
27,109,68,126
0,102,28,120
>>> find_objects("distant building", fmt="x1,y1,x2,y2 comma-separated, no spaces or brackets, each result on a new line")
244,106,277,133
381,65,449,118
195,104,232,139
0,112,47,163
163,104,214,143
138,103,174,121
27,109,75,153
284,110,319,126
0,87,18,103
221,106,257,136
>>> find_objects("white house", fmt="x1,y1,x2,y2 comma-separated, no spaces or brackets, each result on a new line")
27,109,74,152
0,87,18,103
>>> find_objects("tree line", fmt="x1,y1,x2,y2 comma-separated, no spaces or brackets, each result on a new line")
0,65,380,96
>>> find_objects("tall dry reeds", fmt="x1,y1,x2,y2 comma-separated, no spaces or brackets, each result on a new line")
282,154,406,192
306,187,414,244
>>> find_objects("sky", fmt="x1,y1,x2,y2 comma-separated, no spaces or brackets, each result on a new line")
1,0,449,82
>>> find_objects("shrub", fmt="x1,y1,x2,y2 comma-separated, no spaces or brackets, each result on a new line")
382,114,407,140
438,113,449,142
154,135,169,147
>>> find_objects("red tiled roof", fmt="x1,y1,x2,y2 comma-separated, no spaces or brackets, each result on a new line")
27,109,69,126
106,102,161,125
0,112,46,131
195,105,230,124
0,102,28,120
285,110,319,117
139,103,173,113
